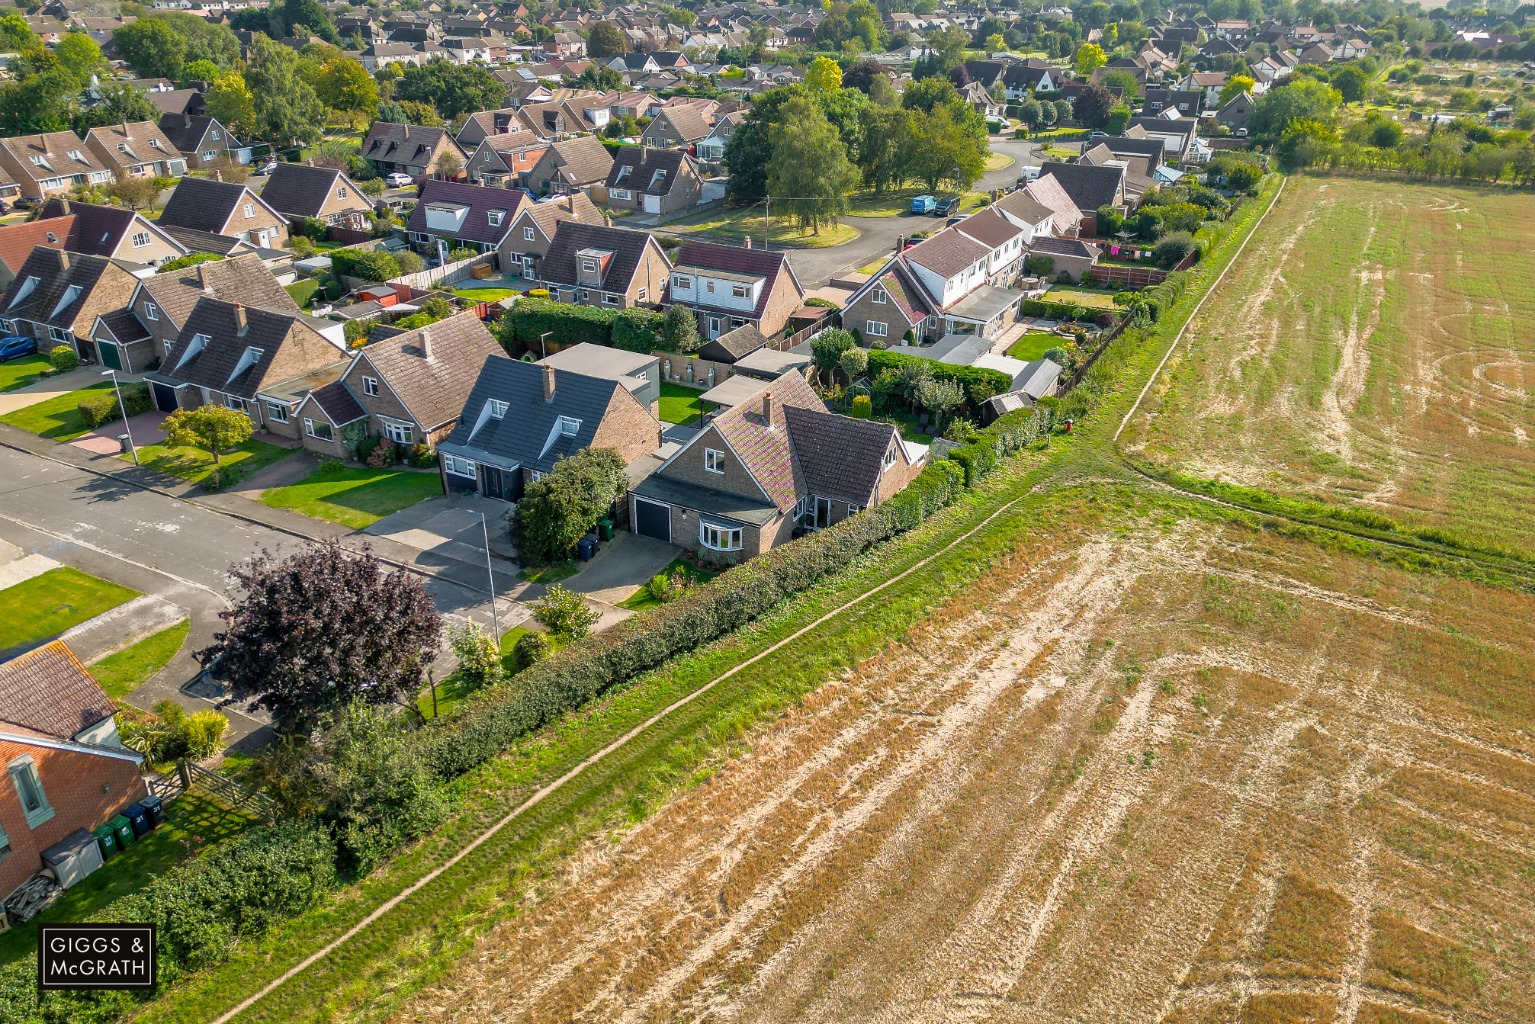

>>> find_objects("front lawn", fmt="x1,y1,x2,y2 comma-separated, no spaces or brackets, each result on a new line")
0,792,256,967
126,438,293,490
662,206,859,248
89,619,190,700
0,380,116,440
983,150,1015,172
0,354,51,392
617,559,718,612
518,561,577,584
658,382,705,425
1007,332,1062,362
261,465,443,529
0,566,139,654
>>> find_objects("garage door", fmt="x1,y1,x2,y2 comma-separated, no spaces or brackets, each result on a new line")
634,499,671,542
99,341,123,371
151,382,178,412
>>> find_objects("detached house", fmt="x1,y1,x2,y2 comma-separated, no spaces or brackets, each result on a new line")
296,311,507,455
694,111,740,163
406,178,529,254
158,177,290,250
496,191,603,279
258,163,373,232
0,249,140,365
639,105,712,150
157,113,251,170
0,132,113,201
0,643,147,899
361,123,466,181
437,356,662,502
463,129,548,188
0,198,184,287
629,371,926,562
82,121,187,179
666,240,805,340
523,135,614,196
538,222,671,308
601,147,703,217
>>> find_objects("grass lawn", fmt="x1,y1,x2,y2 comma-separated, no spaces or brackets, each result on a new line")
1007,332,1062,361
128,438,293,490
0,354,51,392
451,286,522,302
261,466,443,530
419,626,557,719
284,279,320,306
616,560,718,612
856,256,892,275
0,567,139,654
519,561,577,584
983,150,1015,172
658,382,705,425
845,187,989,220
0,792,256,967
88,619,191,701
0,380,116,440
1044,284,1120,309
881,412,933,445
664,206,858,248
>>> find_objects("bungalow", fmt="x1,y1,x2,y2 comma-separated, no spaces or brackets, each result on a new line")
629,371,926,563
0,643,148,899
538,222,672,308
436,356,662,501
406,178,529,254
522,135,614,196
158,176,290,250
666,240,805,340
639,106,712,150
600,147,703,218
496,191,603,280
0,132,113,201
296,311,507,456
0,249,140,365
0,198,184,287
694,111,740,163
82,121,186,180
156,113,251,170
361,123,466,181
258,163,373,231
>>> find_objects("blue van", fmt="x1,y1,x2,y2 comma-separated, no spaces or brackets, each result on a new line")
910,194,936,215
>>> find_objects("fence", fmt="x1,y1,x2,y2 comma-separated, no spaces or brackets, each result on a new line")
387,252,498,293
325,225,375,246
175,759,279,823
773,311,840,352
1089,263,1169,288
1060,313,1132,394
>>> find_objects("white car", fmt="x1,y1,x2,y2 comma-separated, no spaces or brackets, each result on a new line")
385,172,415,188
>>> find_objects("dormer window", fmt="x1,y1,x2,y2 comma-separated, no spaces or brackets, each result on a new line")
211,130,220,140
487,210,503,226
731,283,748,298
558,415,580,436
487,399,508,418
67,149,85,161
673,275,692,289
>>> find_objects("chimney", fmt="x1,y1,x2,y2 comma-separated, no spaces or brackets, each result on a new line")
58,198,70,216
742,236,751,249
762,390,773,425
58,251,70,271
184,114,192,129
419,324,432,359
543,363,556,401
214,169,222,182
234,303,246,332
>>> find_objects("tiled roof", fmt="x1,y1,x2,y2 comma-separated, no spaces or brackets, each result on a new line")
152,296,337,398
0,642,114,741
156,113,230,155
260,163,364,219
1022,174,1084,230
84,120,182,170
954,207,1024,249
540,222,665,293
0,131,110,181
309,379,366,425
903,227,990,279
672,239,798,321
406,178,529,246
512,192,603,242
783,404,898,507
698,323,768,363
362,122,460,165
158,177,261,234
0,217,72,276
146,88,203,116
703,370,823,511
1030,235,1102,260
95,306,149,342
606,146,693,196
1037,161,1124,214
357,311,508,430
542,134,613,185
646,105,711,142
0,249,131,333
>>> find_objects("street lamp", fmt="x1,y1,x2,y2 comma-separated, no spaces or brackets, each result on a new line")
539,331,552,359
101,368,139,465
480,512,500,642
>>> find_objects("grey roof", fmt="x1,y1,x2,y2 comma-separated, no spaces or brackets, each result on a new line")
157,113,233,155
406,178,528,246
1030,236,1102,260
308,380,366,425
698,323,769,363
150,296,337,399
946,285,1022,324
358,312,508,430
444,357,647,474
732,347,811,380
540,222,664,293
260,163,358,219
783,404,898,507
362,122,459,166
139,252,299,329
631,471,781,527
606,146,693,196
1014,358,1063,400
538,341,655,380
540,134,614,186
1037,161,1124,214
158,177,263,233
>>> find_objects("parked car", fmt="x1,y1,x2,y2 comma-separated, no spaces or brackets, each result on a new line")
1235,127,1248,138
910,194,936,215
1018,165,1042,184
0,335,38,362
0,199,9,214
253,160,279,175
385,172,415,188
934,195,960,217
902,231,928,250
13,196,40,209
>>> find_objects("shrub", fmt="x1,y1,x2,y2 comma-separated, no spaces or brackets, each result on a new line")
119,700,228,764
500,296,617,351
407,442,434,468
365,436,398,468
156,252,222,274
448,247,476,262
527,288,550,299
77,381,151,429
394,249,426,274
850,394,872,418
532,583,599,640
516,448,627,563
513,630,551,671
448,621,503,690
341,420,368,459
645,564,695,604
331,248,402,282
866,349,1009,409
1152,231,1199,269
49,344,78,372
612,307,668,352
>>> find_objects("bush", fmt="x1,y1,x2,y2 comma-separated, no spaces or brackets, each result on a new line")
447,621,503,690
1152,231,1199,269
331,248,402,282
49,344,78,372
407,442,434,468
448,247,476,262
645,564,696,604
360,434,397,468
119,700,228,764
156,252,222,274
850,394,872,418
394,249,426,275
612,307,668,352
513,630,551,671
866,349,1009,410
77,381,151,429
532,583,599,640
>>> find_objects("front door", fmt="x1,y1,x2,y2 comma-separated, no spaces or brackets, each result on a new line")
99,340,123,371
813,496,832,530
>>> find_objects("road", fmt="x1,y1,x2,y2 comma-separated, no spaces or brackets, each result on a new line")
779,136,1046,290
0,445,507,751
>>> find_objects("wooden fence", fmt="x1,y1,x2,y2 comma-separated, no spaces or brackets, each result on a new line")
176,759,279,823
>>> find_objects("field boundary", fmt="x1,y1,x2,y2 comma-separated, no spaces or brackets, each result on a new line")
1113,174,1287,443
209,486,1033,1024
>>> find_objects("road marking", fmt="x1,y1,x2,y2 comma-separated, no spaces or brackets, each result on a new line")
0,507,227,602
1113,175,1286,443
208,490,1033,1024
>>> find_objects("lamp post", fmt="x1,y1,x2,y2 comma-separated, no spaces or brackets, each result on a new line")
539,331,552,359
101,369,139,465
480,512,501,642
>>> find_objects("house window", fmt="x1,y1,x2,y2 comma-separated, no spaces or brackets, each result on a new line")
243,203,256,218
443,454,476,477
636,288,647,302
304,418,333,441
487,210,503,226
132,231,151,248
884,445,898,469
266,400,288,423
731,283,748,298
558,415,580,436
705,280,715,293
602,291,619,305
673,275,692,289
707,315,721,335
530,469,544,483
226,396,247,412
384,421,413,444
338,186,348,199
524,226,535,241
49,326,72,344
698,521,742,551
143,302,158,321
871,289,885,304
610,188,631,200
211,130,220,141
0,318,12,333
362,376,380,397
9,756,53,829
487,399,508,418
704,448,725,474
866,321,888,338
580,258,596,273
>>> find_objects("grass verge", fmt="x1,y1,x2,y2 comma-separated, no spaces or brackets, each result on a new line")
0,381,116,440
615,560,718,612
261,466,443,529
127,439,292,490
0,354,52,392
0,567,139,655
88,619,190,701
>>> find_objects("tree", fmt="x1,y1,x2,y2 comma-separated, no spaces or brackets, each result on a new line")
395,59,503,120
433,148,463,179
839,345,869,384
54,33,106,87
810,328,857,384
163,406,253,482
1332,65,1367,104
906,103,987,191
182,58,223,84
75,85,160,131
1016,98,1044,133
1152,231,1197,268
661,303,700,354
531,584,598,641
199,539,442,734
587,21,626,58
859,105,913,192
1101,68,1141,100
1368,119,1404,148
807,55,843,92
568,64,623,91
842,59,887,96
315,55,378,128
515,447,629,564
0,13,40,53
1072,82,1116,130
1218,74,1256,106
105,176,165,211
1249,77,1342,140
205,72,256,137
113,17,187,80
245,35,327,146
724,86,801,199
916,376,964,433
1074,42,1107,77
766,96,858,234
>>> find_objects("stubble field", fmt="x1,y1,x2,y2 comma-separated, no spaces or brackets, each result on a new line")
395,509,1535,1024
1124,176,1535,557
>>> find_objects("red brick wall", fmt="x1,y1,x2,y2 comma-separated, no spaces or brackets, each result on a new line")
0,739,146,896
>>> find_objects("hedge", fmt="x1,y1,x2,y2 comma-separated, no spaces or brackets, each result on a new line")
501,297,673,355
1019,298,1095,321
330,248,401,282
77,382,152,429
866,348,1011,404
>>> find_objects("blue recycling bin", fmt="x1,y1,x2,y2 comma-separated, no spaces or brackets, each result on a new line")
576,536,596,561
124,803,150,838
140,794,165,828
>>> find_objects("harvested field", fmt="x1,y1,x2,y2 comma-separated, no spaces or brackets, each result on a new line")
1125,176,1535,555
394,514,1535,1024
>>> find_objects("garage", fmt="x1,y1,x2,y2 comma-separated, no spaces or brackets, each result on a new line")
150,382,179,412
633,498,671,542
